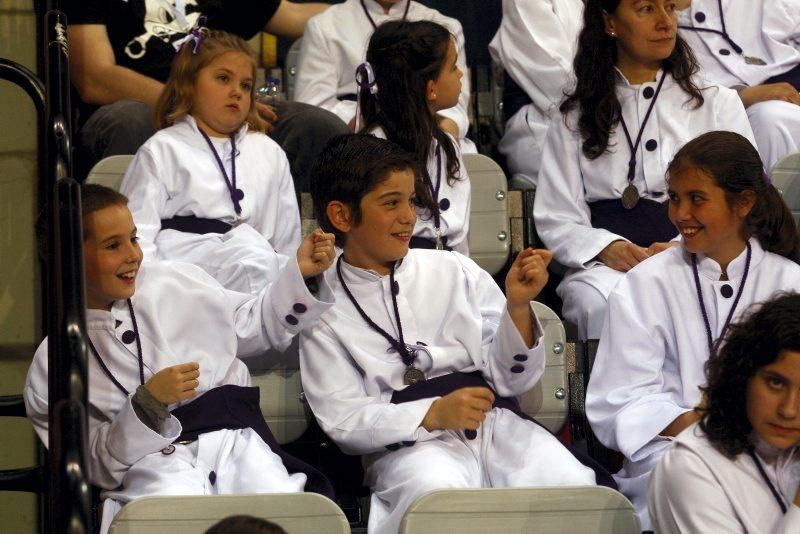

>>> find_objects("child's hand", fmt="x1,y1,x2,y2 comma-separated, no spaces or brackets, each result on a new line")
297,229,336,279
144,362,200,405
421,387,495,432
505,248,552,310
597,240,650,272
646,241,679,256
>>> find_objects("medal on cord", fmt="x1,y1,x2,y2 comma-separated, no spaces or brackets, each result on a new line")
198,129,244,226
618,70,667,210
428,145,445,250
690,242,752,353
336,256,426,385
678,0,766,66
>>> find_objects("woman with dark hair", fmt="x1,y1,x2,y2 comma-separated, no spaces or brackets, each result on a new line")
649,292,800,532
533,0,755,340
586,131,800,529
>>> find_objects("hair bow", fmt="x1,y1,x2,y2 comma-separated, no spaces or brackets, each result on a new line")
172,16,208,54
354,62,378,132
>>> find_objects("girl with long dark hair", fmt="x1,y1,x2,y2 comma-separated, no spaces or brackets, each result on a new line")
533,0,755,340
586,131,800,529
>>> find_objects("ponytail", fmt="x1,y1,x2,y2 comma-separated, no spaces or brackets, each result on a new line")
668,131,800,264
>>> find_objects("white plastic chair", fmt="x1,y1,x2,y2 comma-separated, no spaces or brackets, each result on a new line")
108,493,350,534
85,155,135,190
464,153,510,276
284,38,303,101
399,486,640,534
771,152,800,226
520,301,568,433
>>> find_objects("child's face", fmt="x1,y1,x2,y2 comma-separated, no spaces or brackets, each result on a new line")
83,205,143,311
746,350,800,450
342,168,417,275
192,50,253,138
667,166,751,266
429,38,462,112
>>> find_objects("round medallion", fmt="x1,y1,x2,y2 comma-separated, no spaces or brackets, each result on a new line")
403,366,426,386
621,183,640,210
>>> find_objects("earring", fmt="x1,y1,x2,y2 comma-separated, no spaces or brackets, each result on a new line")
432,92,437,99
609,31,616,37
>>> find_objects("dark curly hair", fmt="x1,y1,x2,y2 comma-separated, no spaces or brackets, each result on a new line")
561,0,704,159
700,292,800,457
360,19,461,219
668,131,800,264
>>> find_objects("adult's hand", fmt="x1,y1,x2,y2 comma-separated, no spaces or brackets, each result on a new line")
597,240,650,272
739,83,800,108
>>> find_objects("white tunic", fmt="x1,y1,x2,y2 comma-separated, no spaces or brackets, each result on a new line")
300,250,596,534
534,70,755,338
294,0,470,139
24,260,333,530
120,115,301,295
650,423,800,534
370,126,471,255
586,239,800,530
488,0,583,188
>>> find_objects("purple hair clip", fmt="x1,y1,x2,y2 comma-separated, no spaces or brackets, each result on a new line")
172,16,208,54
354,62,378,132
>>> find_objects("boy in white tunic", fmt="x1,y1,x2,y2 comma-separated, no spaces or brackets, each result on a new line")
650,293,800,533
294,0,473,151
25,185,336,532
677,0,800,172
488,0,584,189
301,135,606,534
587,131,800,530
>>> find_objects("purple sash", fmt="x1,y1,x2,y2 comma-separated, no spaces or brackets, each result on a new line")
171,384,334,498
390,371,617,489
765,62,800,91
588,197,677,247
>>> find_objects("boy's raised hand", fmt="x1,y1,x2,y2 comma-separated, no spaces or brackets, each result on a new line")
420,387,495,432
144,362,200,405
297,229,336,279
505,248,553,309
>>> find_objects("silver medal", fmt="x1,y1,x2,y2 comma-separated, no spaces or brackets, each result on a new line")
744,56,767,66
403,366,426,385
621,183,640,210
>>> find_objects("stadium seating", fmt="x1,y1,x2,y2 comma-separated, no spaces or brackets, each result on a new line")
771,152,800,225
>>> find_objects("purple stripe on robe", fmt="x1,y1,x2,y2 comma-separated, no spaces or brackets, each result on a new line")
171,384,334,498
390,371,617,490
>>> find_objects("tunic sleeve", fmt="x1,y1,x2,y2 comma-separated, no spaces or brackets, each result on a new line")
299,323,442,455
24,340,181,490
533,115,626,268
713,86,757,146
489,0,576,108
294,19,355,124
585,276,690,459
119,146,169,262
649,444,746,534
454,253,546,398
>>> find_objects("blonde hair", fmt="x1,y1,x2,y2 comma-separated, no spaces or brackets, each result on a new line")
154,29,267,133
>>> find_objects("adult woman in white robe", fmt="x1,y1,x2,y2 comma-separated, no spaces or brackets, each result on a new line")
677,0,800,173
533,0,754,340
649,293,800,533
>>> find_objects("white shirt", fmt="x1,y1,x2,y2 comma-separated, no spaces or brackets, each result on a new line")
534,70,755,269
299,250,545,456
120,115,300,263
24,260,332,492
489,0,583,124
650,423,800,534
677,0,800,88
587,239,800,466
370,126,470,254
294,0,470,138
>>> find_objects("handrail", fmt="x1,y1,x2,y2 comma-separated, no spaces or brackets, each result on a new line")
44,8,91,534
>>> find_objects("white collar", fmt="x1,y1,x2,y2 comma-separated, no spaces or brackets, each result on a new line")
683,237,765,281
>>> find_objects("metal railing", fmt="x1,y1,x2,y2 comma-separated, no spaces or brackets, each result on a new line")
0,5,91,533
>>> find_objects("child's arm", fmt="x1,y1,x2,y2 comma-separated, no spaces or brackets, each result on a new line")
505,248,552,347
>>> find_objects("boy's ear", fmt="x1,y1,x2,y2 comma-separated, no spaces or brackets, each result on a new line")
326,201,354,233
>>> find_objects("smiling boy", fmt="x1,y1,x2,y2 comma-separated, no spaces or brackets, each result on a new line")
25,184,336,531
300,134,607,534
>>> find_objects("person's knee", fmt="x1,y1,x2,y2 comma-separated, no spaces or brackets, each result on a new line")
81,99,155,159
